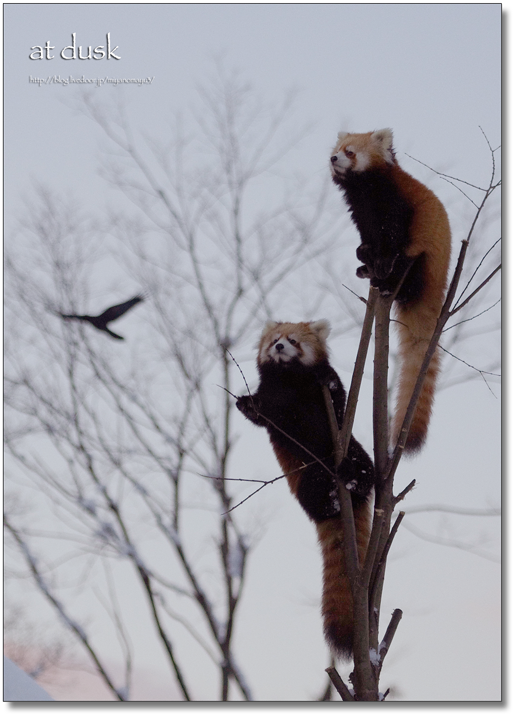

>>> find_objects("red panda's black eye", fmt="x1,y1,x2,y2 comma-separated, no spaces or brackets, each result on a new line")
288,338,297,345
345,150,355,158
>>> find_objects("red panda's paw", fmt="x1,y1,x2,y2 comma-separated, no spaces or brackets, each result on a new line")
236,394,256,416
313,364,342,393
356,264,370,280
372,254,399,281
356,243,372,264
236,395,266,426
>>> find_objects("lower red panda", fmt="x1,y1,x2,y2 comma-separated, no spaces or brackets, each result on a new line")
330,129,451,453
236,320,374,659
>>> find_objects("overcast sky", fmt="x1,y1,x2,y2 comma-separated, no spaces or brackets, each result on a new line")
4,2,502,706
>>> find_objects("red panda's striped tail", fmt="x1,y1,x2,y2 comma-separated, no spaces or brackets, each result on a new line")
317,501,372,659
391,303,442,454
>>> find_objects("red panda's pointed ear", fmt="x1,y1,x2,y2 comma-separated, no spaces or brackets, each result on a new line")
309,320,331,342
372,128,393,150
371,128,394,163
260,320,279,339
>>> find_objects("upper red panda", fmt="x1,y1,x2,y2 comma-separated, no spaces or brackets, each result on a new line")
236,320,374,659
330,129,452,453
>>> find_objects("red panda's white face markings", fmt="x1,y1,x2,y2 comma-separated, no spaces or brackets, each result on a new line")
263,332,310,364
257,320,330,367
330,128,394,177
330,144,370,175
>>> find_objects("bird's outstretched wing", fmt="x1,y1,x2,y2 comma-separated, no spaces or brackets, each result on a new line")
104,327,125,340
98,295,144,324
59,312,86,320
56,295,144,340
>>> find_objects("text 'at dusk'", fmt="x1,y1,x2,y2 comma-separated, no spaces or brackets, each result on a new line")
29,33,121,60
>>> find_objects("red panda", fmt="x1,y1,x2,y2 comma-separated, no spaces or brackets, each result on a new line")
330,129,452,453
236,320,374,659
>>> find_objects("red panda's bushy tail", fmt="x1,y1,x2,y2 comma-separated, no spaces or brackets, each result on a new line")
317,501,372,659
391,300,442,454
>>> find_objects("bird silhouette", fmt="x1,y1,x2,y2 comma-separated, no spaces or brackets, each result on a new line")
59,295,144,340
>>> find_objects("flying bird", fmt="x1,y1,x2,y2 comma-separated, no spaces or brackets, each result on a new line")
58,295,144,340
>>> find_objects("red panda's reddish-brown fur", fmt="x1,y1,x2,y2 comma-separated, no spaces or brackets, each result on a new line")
236,320,375,658
330,129,451,453
317,495,372,653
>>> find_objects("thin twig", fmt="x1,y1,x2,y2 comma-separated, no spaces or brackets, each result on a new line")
340,285,377,452
222,475,290,515
394,479,416,505
227,349,253,397
377,608,403,670
438,345,501,379
443,297,501,332
341,283,368,305
451,264,501,315
322,386,359,575
404,153,487,192
453,237,501,305
325,666,355,701
369,512,405,617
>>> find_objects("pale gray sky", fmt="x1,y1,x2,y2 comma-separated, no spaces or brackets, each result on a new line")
4,2,502,705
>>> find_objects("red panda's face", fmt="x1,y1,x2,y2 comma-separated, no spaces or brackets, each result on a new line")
330,128,394,177
258,320,330,367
